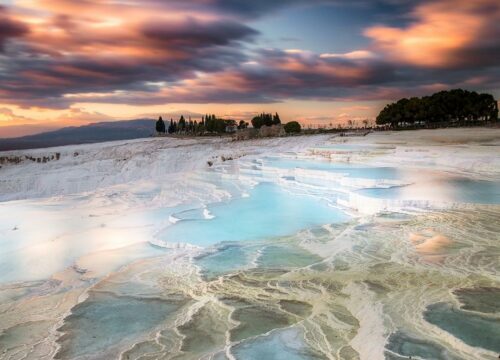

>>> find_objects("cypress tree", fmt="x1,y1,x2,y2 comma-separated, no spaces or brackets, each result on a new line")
273,112,281,125
155,116,165,133
179,115,186,132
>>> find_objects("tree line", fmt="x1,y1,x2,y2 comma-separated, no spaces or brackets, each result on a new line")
251,113,281,129
155,112,303,136
155,114,250,135
376,89,498,128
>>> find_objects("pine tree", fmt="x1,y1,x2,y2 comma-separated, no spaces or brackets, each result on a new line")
155,116,165,133
179,115,186,132
273,112,281,125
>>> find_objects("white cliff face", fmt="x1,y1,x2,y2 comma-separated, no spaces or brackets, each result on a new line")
1,128,499,203
0,135,331,202
320,128,500,179
0,128,499,360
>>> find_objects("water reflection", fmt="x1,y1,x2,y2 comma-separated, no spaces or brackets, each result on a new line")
0,198,170,283
358,175,500,204
159,182,349,247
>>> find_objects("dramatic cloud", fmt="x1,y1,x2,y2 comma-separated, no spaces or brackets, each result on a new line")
0,6,29,51
365,0,500,68
57,49,401,104
0,0,259,107
0,0,498,113
141,19,257,47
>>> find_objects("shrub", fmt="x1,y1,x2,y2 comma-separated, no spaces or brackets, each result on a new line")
284,121,301,134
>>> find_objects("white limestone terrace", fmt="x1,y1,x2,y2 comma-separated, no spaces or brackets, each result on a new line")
0,128,499,360
1,128,499,204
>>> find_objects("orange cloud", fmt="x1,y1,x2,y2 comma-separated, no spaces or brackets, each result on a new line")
0,0,497,120
365,0,500,67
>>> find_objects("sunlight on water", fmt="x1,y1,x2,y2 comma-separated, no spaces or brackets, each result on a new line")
424,302,500,353
55,291,186,359
262,156,403,180
232,327,324,360
158,182,349,247
1,141,499,360
0,199,170,283
358,176,500,204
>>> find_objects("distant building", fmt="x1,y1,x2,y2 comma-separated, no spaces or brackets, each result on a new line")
225,124,238,133
233,128,258,140
259,124,285,137
232,124,286,140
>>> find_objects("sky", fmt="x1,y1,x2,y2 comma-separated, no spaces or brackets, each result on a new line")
0,0,499,137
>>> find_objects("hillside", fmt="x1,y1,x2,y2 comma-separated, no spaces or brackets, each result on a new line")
0,119,155,151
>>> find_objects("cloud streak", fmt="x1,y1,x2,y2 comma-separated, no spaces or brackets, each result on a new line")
0,0,498,111
0,6,28,51
365,0,500,68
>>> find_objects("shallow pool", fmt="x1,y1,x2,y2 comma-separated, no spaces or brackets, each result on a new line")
262,157,403,180
158,182,349,247
357,176,500,204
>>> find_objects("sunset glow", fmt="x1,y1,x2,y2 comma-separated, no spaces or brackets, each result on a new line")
0,0,499,137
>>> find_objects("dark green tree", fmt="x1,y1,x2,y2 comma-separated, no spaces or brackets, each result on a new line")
284,121,301,133
376,89,498,128
155,116,165,133
251,113,275,128
238,120,248,129
178,115,186,132
272,112,281,125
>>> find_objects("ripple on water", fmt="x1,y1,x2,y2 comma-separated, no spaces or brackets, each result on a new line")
279,299,313,317
0,320,53,356
194,243,258,281
262,156,403,180
385,330,460,360
224,298,295,342
256,244,322,269
357,177,500,205
56,291,186,359
158,182,348,247
231,327,324,360
196,237,324,281
453,287,500,314
423,302,500,353
177,300,230,358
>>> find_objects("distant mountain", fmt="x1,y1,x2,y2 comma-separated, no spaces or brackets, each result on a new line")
0,119,156,151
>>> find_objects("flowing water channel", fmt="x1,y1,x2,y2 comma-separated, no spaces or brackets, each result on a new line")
0,142,499,360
